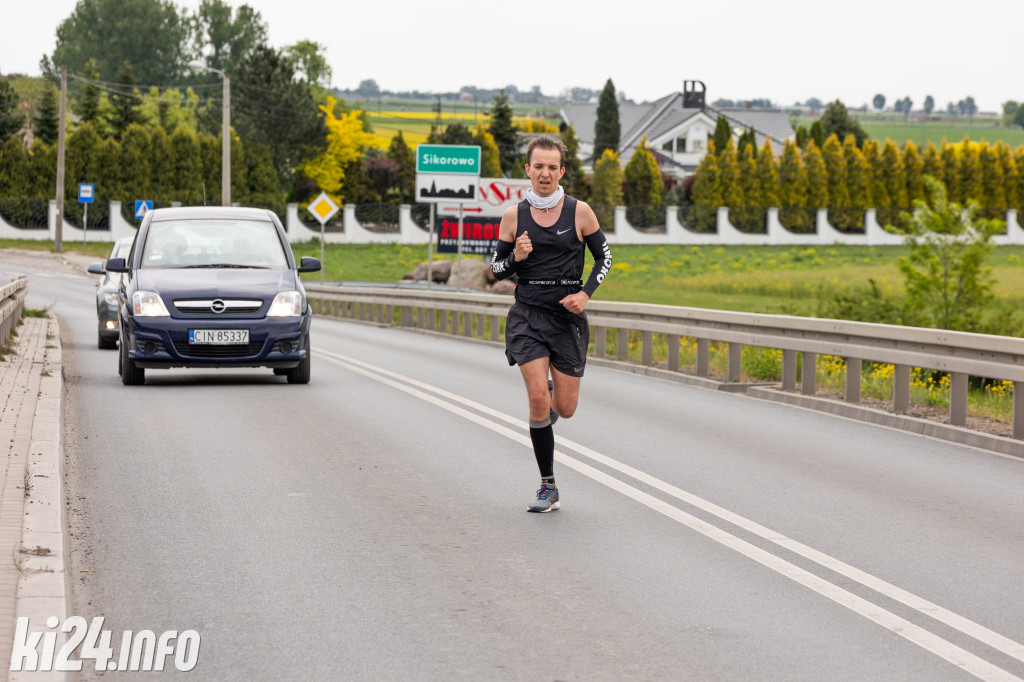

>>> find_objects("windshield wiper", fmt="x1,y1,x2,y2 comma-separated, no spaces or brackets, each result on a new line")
182,263,270,269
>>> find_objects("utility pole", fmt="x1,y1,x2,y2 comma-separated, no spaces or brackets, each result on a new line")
221,73,230,206
189,61,230,206
54,67,67,253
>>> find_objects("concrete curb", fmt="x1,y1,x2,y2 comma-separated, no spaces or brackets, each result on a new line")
746,386,1024,460
5,316,68,682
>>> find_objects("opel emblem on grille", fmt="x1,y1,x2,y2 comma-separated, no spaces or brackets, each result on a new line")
210,299,227,314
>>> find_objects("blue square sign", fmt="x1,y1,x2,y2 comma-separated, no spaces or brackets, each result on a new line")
134,200,153,219
78,183,94,204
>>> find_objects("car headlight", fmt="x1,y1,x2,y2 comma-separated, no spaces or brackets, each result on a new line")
267,291,302,317
103,292,118,306
132,291,170,317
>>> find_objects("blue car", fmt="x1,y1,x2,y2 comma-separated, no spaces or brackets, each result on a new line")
106,206,321,385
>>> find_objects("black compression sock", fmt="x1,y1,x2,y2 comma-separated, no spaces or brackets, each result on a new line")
529,423,555,479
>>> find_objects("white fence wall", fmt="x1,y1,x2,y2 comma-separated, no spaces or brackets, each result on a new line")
2,202,1022,247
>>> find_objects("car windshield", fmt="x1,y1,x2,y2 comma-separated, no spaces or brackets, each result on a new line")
140,219,288,269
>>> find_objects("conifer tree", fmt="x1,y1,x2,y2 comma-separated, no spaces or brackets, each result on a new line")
440,122,474,145
149,127,175,203
755,139,779,211
0,81,23,143
170,125,203,205
861,139,882,211
903,140,925,211
110,60,143,138
65,122,102,224
940,142,961,203
958,138,983,207
878,139,908,228
93,136,122,209
77,58,102,125
809,120,825,150
1000,144,1021,211
591,148,623,231
712,116,731,157
488,89,518,176
803,140,828,219
593,79,620,160
921,142,942,183
472,124,502,179
1012,147,1024,211
717,138,750,229
822,134,852,229
0,135,31,197
32,86,60,145
26,141,55,201
385,131,417,203
560,123,588,200
978,142,1006,220
736,128,757,161
994,143,1014,203
778,139,810,231
245,143,279,205
843,135,870,230
820,100,868,148
740,146,762,228
795,126,809,150
623,135,663,208
199,133,220,204
692,141,723,232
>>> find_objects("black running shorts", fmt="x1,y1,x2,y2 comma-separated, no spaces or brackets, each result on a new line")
504,302,589,377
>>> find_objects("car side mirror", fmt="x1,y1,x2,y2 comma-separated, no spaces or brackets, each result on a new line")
105,257,128,273
87,263,105,275
297,257,322,273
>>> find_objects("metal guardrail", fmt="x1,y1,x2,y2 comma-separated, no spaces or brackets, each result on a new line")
304,285,1024,440
0,277,28,345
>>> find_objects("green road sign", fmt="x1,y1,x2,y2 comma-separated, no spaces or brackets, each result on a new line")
417,144,481,175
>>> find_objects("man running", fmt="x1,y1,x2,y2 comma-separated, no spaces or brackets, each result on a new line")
490,135,612,512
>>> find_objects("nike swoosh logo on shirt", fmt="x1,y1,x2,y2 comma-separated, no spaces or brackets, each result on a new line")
557,229,572,235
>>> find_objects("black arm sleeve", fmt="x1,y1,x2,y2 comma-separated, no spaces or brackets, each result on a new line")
581,229,612,297
490,238,520,281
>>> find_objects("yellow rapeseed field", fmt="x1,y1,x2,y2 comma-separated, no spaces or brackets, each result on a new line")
362,111,557,148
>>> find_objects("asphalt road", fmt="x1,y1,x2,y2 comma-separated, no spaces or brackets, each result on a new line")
2,250,1024,681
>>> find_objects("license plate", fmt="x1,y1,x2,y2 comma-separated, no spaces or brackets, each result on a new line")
189,329,249,345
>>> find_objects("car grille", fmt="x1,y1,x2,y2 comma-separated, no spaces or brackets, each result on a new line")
172,341,265,358
173,299,263,315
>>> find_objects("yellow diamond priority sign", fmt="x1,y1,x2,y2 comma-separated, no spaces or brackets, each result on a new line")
307,191,340,225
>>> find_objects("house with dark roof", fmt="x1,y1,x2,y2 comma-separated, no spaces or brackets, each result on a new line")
559,81,795,179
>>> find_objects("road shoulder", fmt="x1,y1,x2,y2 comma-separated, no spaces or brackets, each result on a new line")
0,314,68,681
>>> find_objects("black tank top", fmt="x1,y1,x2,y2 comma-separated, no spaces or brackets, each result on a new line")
513,196,584,310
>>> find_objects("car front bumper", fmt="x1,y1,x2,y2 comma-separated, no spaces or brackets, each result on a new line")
122,311,311,370
97,302,119,339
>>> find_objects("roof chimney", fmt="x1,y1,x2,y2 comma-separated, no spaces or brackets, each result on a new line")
682,80,706,109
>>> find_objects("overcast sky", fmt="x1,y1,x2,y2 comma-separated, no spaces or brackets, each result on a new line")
3,0,1016,113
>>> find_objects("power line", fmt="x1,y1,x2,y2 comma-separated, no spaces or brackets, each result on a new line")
67,74,224,104
68,74,221,91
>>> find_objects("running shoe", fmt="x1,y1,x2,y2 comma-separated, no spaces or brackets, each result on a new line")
527,482,560,512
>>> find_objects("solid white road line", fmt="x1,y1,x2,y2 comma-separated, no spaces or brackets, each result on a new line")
315,348,1024,682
